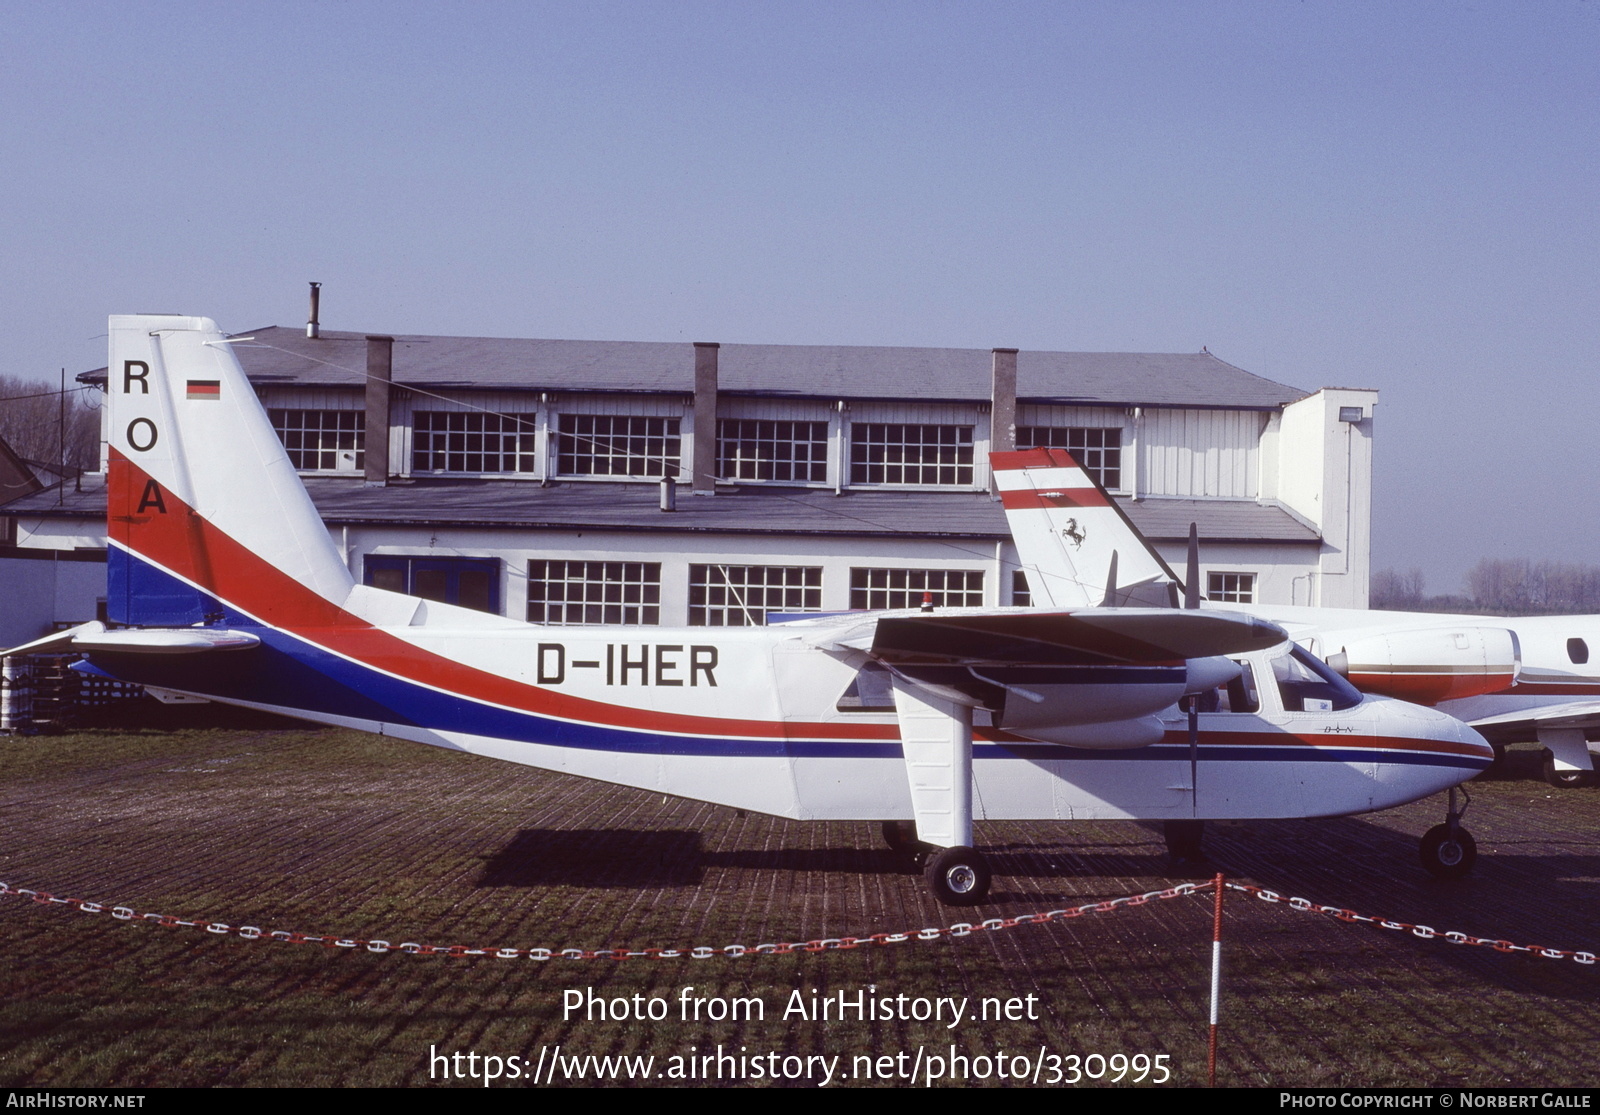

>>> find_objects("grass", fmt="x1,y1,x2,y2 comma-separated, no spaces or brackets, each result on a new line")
1,725,1597,1087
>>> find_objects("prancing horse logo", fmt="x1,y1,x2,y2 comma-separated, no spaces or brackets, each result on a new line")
1060,518,1086,549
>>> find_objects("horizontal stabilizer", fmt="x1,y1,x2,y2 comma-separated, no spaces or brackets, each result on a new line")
74,627,261,654
1,621,260,657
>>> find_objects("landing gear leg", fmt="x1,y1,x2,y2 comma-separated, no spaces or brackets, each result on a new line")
1420,786,1477,878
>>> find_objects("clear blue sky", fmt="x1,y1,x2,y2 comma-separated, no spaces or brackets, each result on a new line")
3,1,1595,592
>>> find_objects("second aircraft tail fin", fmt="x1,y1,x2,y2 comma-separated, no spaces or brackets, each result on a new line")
991,447,1181,609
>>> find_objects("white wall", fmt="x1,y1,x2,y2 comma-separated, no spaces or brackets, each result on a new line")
1261,388,1377,608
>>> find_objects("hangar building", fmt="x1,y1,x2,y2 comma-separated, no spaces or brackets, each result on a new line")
0,325,1375,642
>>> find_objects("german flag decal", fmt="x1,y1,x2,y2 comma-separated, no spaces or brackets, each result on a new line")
186,380,221,400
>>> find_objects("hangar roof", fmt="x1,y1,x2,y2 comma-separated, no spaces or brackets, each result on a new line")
2,477,1319,546
98,326,1306,410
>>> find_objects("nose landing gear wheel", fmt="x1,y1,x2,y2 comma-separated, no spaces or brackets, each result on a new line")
1419,824,1476,878
924,846,991,906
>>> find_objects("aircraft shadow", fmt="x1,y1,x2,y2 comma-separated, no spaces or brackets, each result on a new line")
481,828,936,887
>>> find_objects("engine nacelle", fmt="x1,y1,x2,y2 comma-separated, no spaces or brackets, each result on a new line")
993,657,1238,747
1008,715,1167,749
1328,626,1520,704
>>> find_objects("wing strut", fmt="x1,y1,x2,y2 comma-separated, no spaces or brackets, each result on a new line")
889,676,973,850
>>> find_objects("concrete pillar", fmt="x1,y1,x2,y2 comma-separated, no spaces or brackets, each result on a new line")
365,335,393,487
990,347,1018,491
692,342,719,494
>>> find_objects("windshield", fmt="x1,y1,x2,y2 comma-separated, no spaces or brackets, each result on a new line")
1271,645,1363,712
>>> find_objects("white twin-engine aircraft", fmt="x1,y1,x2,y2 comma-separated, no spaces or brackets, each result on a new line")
5,316,1492,906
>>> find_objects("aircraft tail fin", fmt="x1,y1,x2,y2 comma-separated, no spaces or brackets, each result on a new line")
990,447,1180,609
105,315,357,627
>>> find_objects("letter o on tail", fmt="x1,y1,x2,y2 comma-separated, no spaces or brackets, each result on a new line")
127,418,159,452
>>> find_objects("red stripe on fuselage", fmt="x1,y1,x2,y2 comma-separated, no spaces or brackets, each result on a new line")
1158,728,1487,760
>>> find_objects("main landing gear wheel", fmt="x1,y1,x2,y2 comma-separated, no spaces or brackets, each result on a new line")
924,846,991,906
1542,752,1597,789
1419,824,1477,878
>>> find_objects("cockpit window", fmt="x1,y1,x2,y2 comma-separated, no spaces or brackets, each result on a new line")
1568,638,1589,666
1195,660,1260,714
1272,645,1362,712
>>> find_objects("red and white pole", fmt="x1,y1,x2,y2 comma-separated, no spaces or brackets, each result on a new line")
1208,872,1224,1086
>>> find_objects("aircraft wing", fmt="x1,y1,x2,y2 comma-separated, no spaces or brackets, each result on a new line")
809,607,1286,665
1461,701,1600,742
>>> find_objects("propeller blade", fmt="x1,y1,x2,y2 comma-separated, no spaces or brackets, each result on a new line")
1184,523,1200,610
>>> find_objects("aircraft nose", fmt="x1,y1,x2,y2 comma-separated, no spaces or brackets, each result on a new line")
1420,703,1496,765
1375,697,1495,766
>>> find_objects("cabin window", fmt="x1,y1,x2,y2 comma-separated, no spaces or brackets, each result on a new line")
1207,572,1256,604
412,411,537,474
364,555,499,614
849,424,973,486
688,564,823,626
717,419,829,483
270,409,364,472
527,560,661,625
556,414,680,479
1017,426,1122,490
1568,638,1589,665
837,662,896,711
849,568,984,610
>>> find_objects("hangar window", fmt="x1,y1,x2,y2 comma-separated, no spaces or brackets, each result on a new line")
689,565,823,626
850,568,984,611
557,415,680,479
413,411,537,474
717,420,829,483
1011,569,1032,607
1017,426,1122,490
528,560,661,625
270,409,363,472
1207,573,1255,604
849,424,973,486
1568,638,1589,665
365,555,499,614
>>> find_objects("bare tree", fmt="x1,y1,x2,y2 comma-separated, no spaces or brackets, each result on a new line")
1371,566,1426,610
1467,558,1600,615
0,374,101,482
